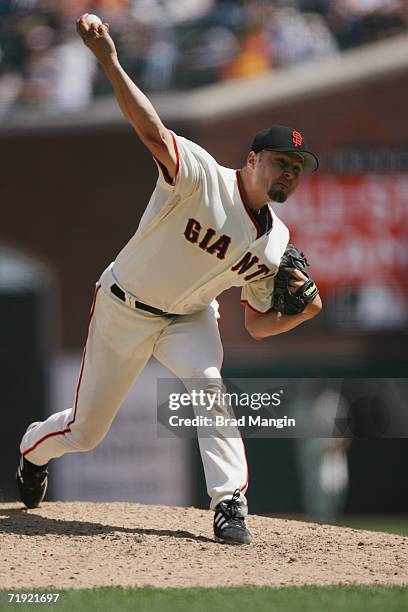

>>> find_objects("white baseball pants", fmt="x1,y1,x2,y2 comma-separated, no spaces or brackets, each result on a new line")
20,270,248,510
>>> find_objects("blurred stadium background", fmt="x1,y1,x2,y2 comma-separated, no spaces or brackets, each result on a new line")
1,0,408,532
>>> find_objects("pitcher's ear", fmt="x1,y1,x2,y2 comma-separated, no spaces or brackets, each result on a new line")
247,150,258,170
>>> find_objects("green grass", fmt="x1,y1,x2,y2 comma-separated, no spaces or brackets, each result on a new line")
336,516,408,536
2,586,408,612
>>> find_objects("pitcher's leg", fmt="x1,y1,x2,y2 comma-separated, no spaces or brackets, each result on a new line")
21,287,160,466
183,376,248,510
154,306,248,510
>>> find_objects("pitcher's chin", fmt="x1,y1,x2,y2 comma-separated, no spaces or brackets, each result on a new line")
268,187,287,203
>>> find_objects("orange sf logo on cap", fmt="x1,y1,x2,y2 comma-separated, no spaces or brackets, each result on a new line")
292,131,302,147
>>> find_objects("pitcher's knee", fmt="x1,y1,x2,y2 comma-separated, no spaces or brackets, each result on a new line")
187,377,225,396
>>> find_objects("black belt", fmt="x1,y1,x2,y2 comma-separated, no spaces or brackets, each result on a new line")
110,284,174,317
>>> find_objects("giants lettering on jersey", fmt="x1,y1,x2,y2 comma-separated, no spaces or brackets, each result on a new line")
231,252,271,281
183,218,271,281
184,218,231,260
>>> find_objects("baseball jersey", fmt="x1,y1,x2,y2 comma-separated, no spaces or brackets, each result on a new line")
111,131,289,315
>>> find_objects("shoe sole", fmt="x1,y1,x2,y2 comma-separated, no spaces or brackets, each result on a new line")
214,535,252,545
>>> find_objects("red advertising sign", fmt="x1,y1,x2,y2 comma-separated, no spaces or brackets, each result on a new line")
274,174,408,293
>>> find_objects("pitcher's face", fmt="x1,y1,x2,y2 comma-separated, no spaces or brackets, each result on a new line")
252,150,304,203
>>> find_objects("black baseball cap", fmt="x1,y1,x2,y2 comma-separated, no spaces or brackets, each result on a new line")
251,125,319,172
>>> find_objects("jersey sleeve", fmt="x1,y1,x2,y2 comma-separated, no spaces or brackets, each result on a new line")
240,275,275,314
154,131,204,197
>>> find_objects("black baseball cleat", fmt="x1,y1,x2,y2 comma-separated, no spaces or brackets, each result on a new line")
213,489,252,545
16,456,48,509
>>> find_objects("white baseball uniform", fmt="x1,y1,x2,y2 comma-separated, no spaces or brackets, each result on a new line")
20,131,289,510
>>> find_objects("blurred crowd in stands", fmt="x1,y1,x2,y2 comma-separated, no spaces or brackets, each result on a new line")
0,0,407,116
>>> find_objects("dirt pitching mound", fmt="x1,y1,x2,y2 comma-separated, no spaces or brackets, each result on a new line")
1,502,407,589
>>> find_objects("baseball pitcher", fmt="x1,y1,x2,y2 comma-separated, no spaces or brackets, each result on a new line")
16,14,322,545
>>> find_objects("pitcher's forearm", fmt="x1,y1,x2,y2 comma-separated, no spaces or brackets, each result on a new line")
101,57,166,145
77,15,169,151
247,309,314,340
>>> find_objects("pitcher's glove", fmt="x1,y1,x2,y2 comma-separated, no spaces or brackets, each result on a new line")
272,244,319,315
